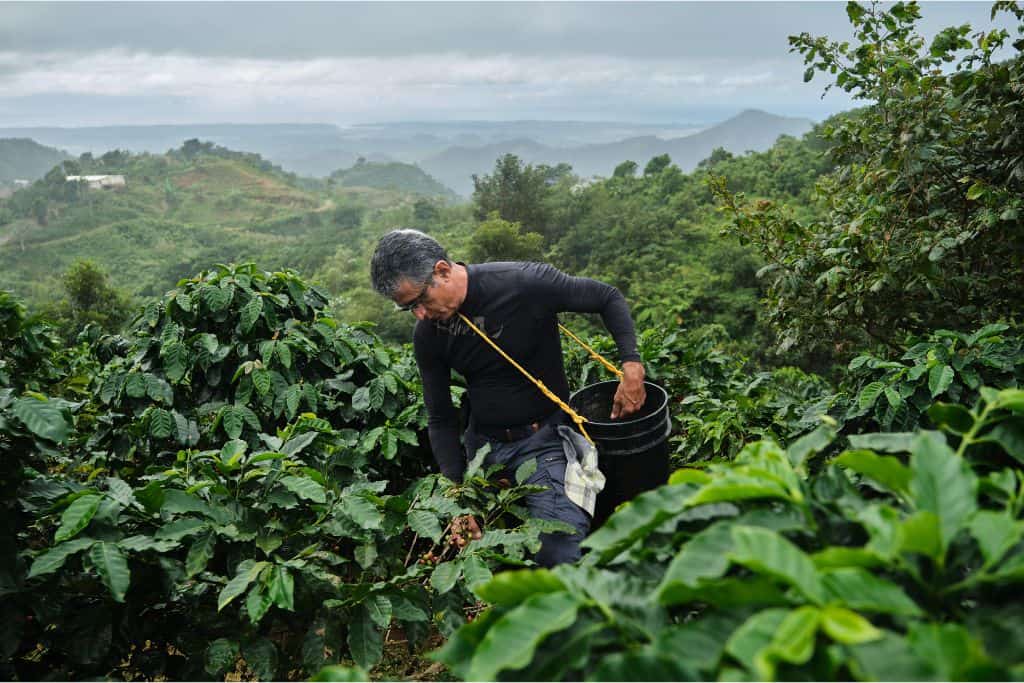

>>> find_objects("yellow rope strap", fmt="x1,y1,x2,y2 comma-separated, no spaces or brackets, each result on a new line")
460,313,618,446
558,324,623,379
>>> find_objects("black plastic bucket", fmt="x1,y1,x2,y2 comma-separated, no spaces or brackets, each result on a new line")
568,380,671,527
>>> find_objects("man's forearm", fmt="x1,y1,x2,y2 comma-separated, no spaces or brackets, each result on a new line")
427,423,465,482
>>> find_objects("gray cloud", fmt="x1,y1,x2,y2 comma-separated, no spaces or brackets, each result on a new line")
0,2,1015,126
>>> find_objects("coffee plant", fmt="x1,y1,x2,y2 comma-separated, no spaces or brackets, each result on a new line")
439,387,1024,680
4,268,570,680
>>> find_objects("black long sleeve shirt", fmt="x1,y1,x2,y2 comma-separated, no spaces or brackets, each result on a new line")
413,261,641,482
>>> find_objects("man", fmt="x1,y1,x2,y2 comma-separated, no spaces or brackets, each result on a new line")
370,228,646,566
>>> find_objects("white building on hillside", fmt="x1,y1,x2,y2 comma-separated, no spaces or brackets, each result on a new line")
66,175,127,190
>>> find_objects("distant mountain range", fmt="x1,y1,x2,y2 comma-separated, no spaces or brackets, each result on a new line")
0,110,813,196
419,110,814,195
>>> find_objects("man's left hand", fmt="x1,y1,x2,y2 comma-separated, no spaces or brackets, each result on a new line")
611,361,646,419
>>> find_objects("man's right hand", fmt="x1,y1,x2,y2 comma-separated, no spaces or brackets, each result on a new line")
449,514,483,548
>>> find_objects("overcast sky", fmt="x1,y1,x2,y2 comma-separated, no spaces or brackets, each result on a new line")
0,2,1017,127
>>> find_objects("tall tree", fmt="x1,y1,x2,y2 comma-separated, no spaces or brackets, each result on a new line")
471,154,573,243
716,1,1024,353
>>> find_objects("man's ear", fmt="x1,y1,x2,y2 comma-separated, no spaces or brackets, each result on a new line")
434,260,452,280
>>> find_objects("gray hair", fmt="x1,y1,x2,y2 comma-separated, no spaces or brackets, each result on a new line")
370,229,451,298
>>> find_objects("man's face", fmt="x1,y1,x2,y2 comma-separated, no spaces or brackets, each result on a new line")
393,261,458,321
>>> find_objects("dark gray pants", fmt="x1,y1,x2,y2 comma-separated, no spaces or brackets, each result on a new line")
469,418,591,567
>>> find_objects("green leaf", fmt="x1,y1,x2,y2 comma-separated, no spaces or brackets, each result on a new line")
221,405,244,439
347,606,383,670
202,285,233,312
280,475,326,504
907,622,989,680
204,638,239,677
431,559,462,594
786,424,836,468
858,382,886,411
966,181,986,200
729,526,825,604
311,665,371,681
653,613,742,673
252,368,271,396
155,517,209,541
588,651,699,682
849,632,933,681
162,342,188,383
515,458,538,485
55,493,102,543
28,537,95,578
11,396,71,443
725,608,789,676
407,509,443,543
928,364,955,397
821,568,922,616
847,432,915,453
463,441,490,480
218,559,269,611
351,386,370,412
995,388,1024,413
884,386,903,408
928,403,975,435
186,532,216,578
836,449,911,495
149,408,174,439
909,431,977,553
899,511,942,559
820,605,881,644
268,566,295,611
281,430,319,457
125,372,147,398
658,522,734,604
118,535,179,553
276,342,292,368
365,594,392,629
241,638,277,681
340,494,382,529
133,480,165,514
89,541,130,602
285,384,302,419
968,511,1021,565
463,555,493,592
239,295,263,334
354,542,377,569
466,591,580,681
105,477,135,508
812,546,885,570
686,474,792,507
981,417,1024,465
161,489,211,516
220,438,247,468
144,374,172,405
582,484,695,562
757,606,820,678
246,586,273,624
474,568,568,606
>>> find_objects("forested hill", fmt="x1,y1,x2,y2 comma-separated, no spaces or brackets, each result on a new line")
0,138,72,183
328,160,456,200
0,142,417,304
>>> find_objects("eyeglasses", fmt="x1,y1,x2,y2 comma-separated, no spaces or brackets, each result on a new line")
394,282,431,312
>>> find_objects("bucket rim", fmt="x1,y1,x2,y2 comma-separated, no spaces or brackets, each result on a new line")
570,379,668,427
